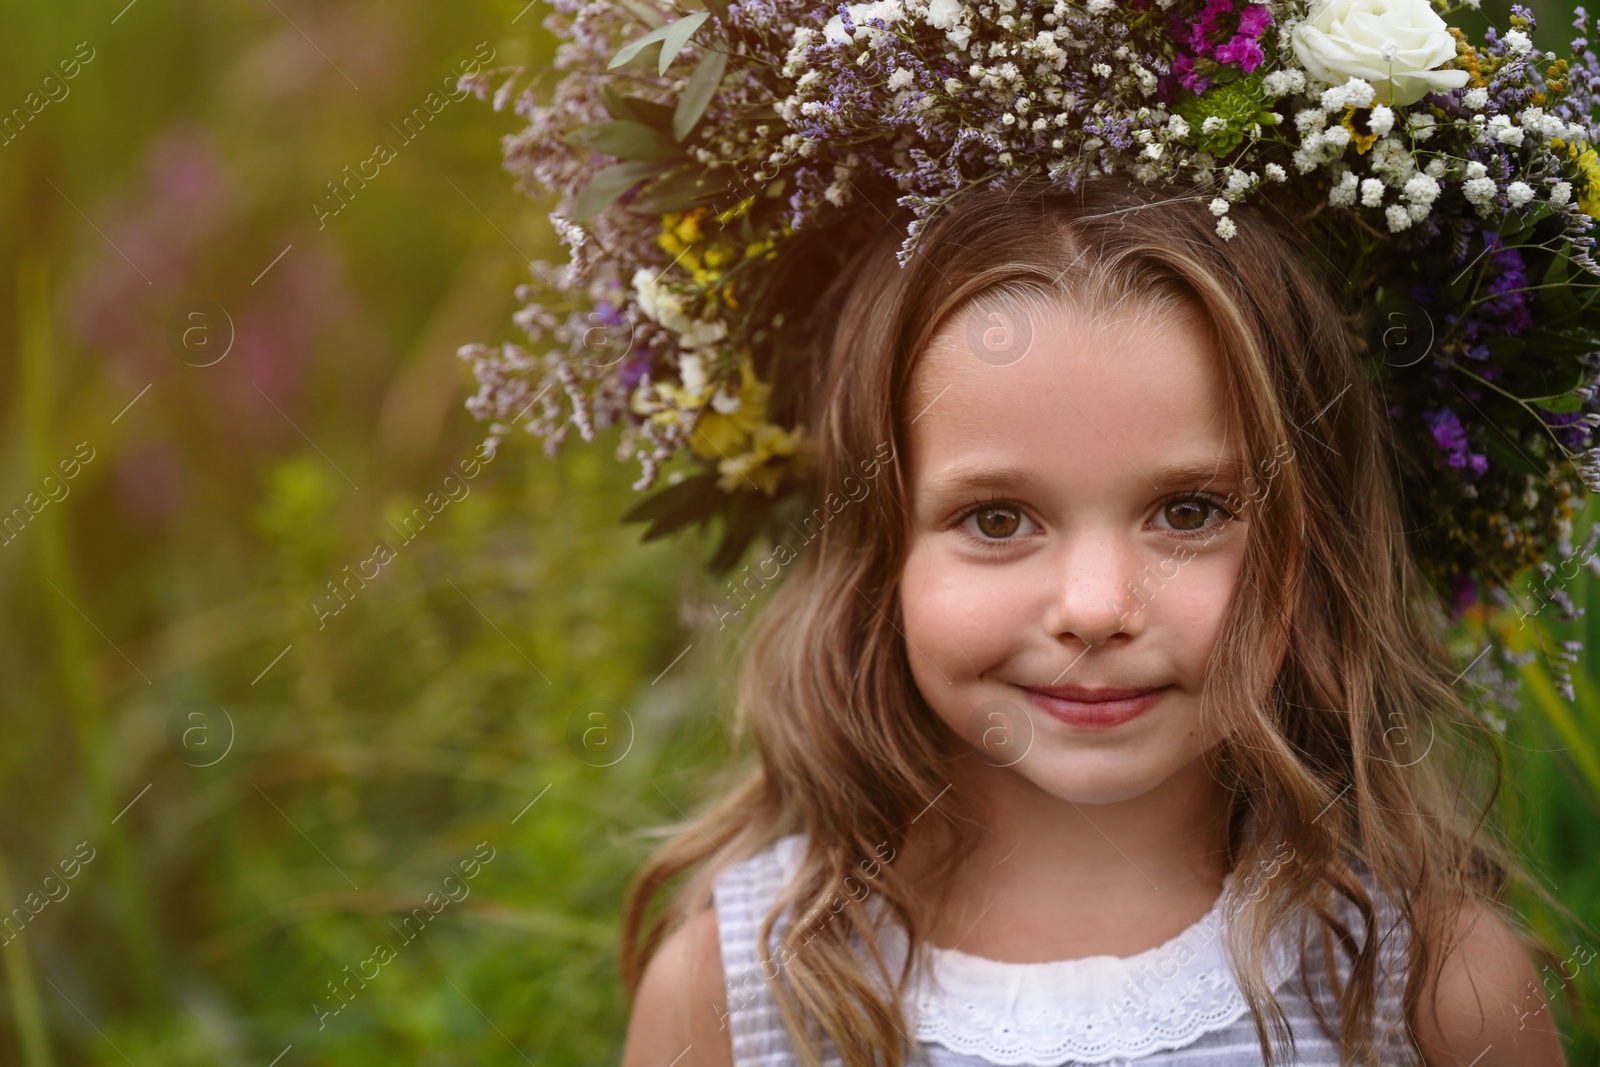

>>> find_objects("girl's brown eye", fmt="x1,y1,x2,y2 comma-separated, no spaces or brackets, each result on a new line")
1156,495,1235,535
1164,499,1211,532
971,505,1021,539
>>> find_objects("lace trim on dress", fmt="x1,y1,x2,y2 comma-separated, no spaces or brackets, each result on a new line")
759,835,1312,1066
881,870,1302,1066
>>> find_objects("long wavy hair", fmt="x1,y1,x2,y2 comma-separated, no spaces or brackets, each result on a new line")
619,174,1536,1065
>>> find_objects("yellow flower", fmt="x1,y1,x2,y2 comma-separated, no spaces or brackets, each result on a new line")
657,208,745,290
667,209,703,247
689,357,768,460
671,356,805,494
716,422,805,495
649,208,794,316
1553,137,1600,220
630,397,680,429
1341,106,1378,155
715,194,756,226
630,350,717,429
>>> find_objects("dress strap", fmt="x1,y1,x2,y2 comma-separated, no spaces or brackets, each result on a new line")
1293,868,1420,1061
711,835,810,1066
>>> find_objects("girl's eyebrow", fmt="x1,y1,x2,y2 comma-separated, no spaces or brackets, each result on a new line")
1148,456,1247,489
927,456,1246,498
924,462,1043,497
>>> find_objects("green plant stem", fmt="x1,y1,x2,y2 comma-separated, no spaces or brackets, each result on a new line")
1500,615,1600,801
0,846,54,1067
20,253,169,1006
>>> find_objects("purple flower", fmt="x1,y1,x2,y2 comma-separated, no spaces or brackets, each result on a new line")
1425,407,1490,477
618,343,655,392
1450,571,1480,617
1173,54,1209,93
1236,4,1272,37
592,297,628,327
1190,0,1235,48
1482,245,1532,336
1165,0,1272,86
1215,35,1265,71
1544,408,1595,451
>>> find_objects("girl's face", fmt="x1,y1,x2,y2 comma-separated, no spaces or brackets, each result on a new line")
899,296,1249,808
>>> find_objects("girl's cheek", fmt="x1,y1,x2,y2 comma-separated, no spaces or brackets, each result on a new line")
1161,556,1243,665
906,554,1017,614
900,547,1017,671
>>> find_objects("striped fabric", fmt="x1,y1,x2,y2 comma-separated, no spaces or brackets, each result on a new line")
711,835,1421,1067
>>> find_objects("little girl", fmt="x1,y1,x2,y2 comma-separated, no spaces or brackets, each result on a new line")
615,177,1567,1066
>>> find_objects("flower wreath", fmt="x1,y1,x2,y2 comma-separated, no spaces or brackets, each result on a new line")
457,0,1600,648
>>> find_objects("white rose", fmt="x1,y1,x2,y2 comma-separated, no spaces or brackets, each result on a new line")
1291,0,1470,107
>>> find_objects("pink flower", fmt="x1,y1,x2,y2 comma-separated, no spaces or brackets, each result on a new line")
1173,54,1210,92
1215,34,1265,70
1191,0,1236,49
1237,4,1272,38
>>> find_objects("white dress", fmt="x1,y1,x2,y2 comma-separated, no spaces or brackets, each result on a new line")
711,834,1421,1066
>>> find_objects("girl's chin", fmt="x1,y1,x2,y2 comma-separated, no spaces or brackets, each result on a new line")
1001,753,1199,807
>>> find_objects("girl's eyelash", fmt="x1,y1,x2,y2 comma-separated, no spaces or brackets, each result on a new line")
948,496,1034,549
1152,491,1238,539
946,491,1238,545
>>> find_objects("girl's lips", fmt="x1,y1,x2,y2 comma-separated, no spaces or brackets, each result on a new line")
1018,685,1168,729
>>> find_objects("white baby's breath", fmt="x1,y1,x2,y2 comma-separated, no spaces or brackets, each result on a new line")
1329,169,1359,207
1505,180,1535,207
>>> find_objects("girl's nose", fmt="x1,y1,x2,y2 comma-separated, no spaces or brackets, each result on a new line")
1041,530,1146,649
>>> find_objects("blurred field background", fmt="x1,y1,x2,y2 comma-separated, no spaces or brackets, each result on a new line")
0,0,1597,1064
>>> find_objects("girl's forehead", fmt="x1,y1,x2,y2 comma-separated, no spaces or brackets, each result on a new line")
912,300,1227,423
905,299,1242,491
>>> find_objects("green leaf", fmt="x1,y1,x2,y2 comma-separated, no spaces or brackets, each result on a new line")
1545,352,1586,397
1540,394,1584,414
627,164,725,214
1483,425,1547,476
599,86,678,131
702,0,729,18
709,490,772,573
572,160,674,223
1500,204,1548,244
1484,336,1525,359
1522,328,1600,360
674,49,727,141
1543,253,1581,318
644,495,723,541
622,470,741,542
563,120,685,162
621,470,719,524
656,11,710,75
610,22,675,69
629,97,677,131
608,11,709,76
599,83,636,122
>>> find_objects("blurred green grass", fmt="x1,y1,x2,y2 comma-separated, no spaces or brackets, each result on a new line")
0,0,1597,1064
